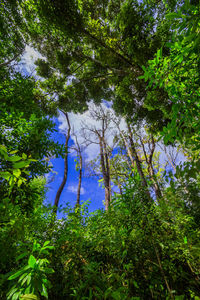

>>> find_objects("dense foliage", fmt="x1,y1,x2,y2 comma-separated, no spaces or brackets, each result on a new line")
0,0,200,299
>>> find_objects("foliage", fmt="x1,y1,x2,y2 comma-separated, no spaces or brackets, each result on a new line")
0,66,64,212
0,0,200,299
0,145,35,191
141,0,200,149
7,241,54,300
0,0,27,66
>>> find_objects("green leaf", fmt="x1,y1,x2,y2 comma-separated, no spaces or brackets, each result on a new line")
8,269,25,280
33,241,41,252
138,75,145,80
24,285,31,294
28,255,37,268
0,171,11,180
22,153,27,159
0,145,7,152
10,150,18,154
18,273,29,284
44,267,54,274
166,12,183,19
43,241,50,247
16,252,28,261
13,169,21,178
27,274,31,286
133,280,139,288
18,179,23,187
41,283,48,298
12,291,21,300
42,245,54,251
13,161,30,169
21,274,31,286
7,287,18,299
7,155,22,162
21,294,38,300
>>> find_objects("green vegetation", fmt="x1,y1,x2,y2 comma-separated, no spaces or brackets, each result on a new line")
0,0,200,299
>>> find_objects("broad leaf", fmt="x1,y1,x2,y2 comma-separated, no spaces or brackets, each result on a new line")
28,255,37,268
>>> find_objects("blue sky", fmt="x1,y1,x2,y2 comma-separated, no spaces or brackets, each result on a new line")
45,117,105,217
21,46,106,214
21,46,185,216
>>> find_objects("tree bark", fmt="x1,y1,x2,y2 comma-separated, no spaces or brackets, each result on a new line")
148,137,162,198
139,135,162,199
114,120,135,169
54,112,71,213
99,136,111,210
126,123,153,202
127,124,148,188
76,145,83,207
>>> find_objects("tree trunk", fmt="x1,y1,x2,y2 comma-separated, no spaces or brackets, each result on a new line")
54,112,71,213
121,132,135,169
99,136,111,210
0,52,22,68
127,124,148,188
126,123,152,201
76,153,82,207
148,137,162,199
139,135,162,200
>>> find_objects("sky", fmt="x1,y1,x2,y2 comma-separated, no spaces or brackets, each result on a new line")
45,104,127,217
44,116,106,217
21,45,185,216
21,46,113,214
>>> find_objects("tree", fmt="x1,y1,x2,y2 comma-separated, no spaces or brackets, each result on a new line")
54,111,71,212
113,118,161,201
82,105,114,210
71,132,84,207
142,0,200,150
14,0,173,132
0,0,27,68
0,67,63,209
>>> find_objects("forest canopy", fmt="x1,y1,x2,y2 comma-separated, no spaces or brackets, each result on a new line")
0,0,200,299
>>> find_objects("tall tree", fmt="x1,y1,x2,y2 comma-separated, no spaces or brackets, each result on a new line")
82,105,113,210
16,0,172,131
54,111,71,212
71,132,84,207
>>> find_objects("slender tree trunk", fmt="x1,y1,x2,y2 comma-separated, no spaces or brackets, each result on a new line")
103,137,111,207
54,112,71,213
139,135,162,200
0,52,22,68
115,120,151,201
99,136,111,210
76,153,82,207
148,137,162,199
154,245,174,299
114,121,135,169
164,147,177,172
127,124,148,188
72,133,83,208
126,123,153,202
121,132,135,169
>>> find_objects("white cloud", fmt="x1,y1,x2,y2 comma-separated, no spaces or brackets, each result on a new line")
58,102,126,161
24,45,42,62
20,45,44,75
68,185,85,195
